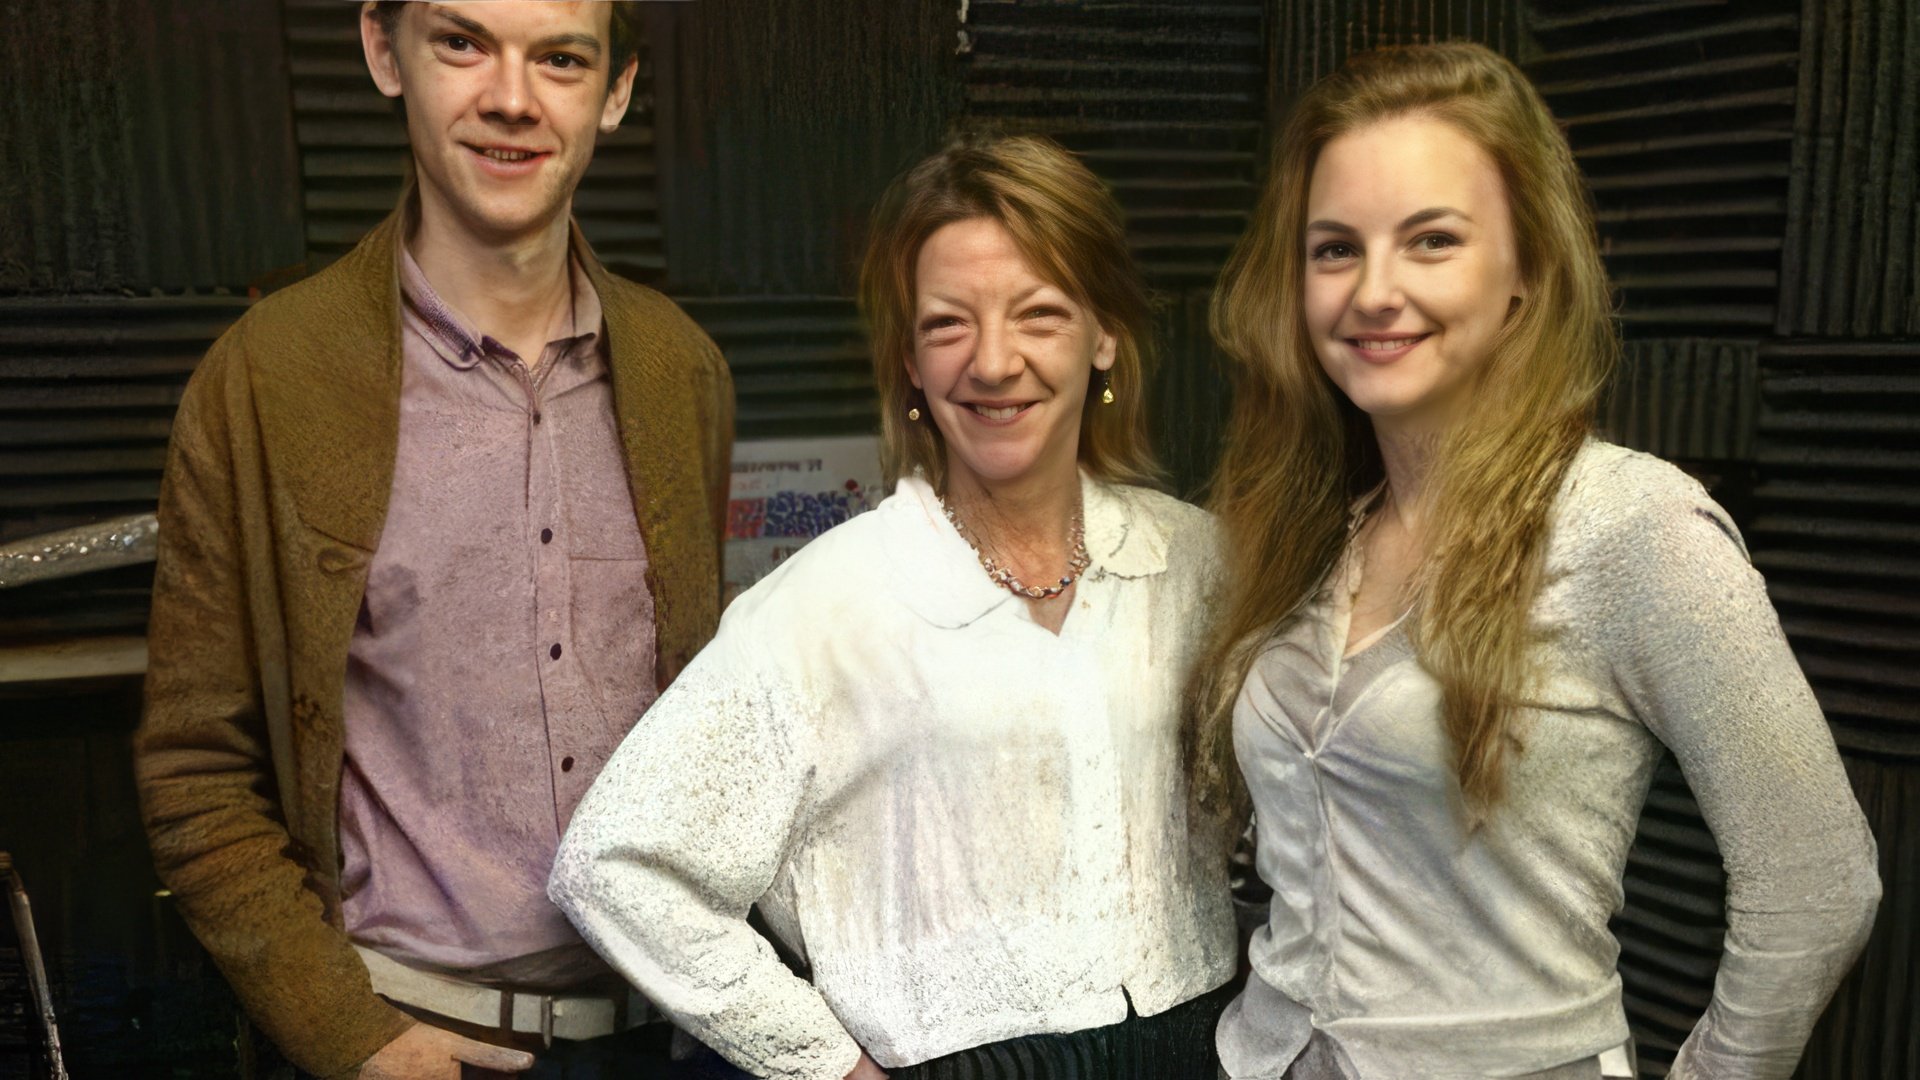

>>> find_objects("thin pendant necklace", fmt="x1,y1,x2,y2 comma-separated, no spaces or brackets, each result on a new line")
940,497,1091,600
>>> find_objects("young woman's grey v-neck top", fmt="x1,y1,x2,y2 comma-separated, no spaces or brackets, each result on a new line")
1218,441,1881,1080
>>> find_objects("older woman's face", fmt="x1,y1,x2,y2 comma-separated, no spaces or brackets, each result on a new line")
908,217,1116,494
1302,114,1523,436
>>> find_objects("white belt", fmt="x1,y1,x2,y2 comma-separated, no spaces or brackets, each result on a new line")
355,944,652,1045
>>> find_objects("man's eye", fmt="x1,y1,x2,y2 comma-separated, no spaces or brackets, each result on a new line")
442,35,474,52
548,54,585,70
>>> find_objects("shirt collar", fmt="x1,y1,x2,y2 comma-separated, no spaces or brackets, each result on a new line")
396,236,603,372
878,470,1172,629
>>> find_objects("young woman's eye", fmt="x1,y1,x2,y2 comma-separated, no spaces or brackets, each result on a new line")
1311,242,1356,262
1415,232,1459,253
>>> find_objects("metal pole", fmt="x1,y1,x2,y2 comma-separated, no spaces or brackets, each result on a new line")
1,854,68,1080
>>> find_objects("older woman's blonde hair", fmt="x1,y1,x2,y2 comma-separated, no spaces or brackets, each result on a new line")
859,132,1163,492
1192,42,1618,824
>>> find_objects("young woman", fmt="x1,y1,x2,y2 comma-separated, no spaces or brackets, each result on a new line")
549,134,1237,1080
1195,42,1881,1079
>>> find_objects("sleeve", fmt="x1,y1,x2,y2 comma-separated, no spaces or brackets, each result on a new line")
132,344,412,1080
1576,462,1881,1079
549,623,862,1080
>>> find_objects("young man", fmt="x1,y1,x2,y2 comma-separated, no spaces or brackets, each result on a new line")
133,4,733,1077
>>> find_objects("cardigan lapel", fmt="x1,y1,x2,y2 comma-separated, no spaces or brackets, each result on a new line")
252,212,405,552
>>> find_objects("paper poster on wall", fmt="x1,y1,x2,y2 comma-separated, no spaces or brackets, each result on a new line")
725,435,886,602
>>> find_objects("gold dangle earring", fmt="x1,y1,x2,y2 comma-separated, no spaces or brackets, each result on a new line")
908,394,922,421
1099,371,1116,406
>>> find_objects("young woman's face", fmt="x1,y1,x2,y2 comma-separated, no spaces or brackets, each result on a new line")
907,216,1116,495
1302,114,1524,434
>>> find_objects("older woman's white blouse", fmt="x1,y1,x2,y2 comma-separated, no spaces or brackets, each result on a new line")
550,473,1237,1080
1218,442,1881,1079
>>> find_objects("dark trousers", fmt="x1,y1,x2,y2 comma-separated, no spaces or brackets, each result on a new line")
884,983,1235,1080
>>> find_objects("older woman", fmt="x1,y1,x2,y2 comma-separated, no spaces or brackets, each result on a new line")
1194,42,1880,1079
549,134,1237,1080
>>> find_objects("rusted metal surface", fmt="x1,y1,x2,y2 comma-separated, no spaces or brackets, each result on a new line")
1778,0,1920,337
1527,0,1801,337
0,0,305,295
281,0,665,282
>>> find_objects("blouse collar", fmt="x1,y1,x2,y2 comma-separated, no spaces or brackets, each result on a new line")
878,471,1170,629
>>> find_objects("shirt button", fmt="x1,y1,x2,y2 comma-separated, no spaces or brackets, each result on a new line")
561,756,575,773
541,528,553,544
550,643,562,660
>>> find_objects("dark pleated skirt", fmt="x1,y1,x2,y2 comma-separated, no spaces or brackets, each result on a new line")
885,983,1235,1080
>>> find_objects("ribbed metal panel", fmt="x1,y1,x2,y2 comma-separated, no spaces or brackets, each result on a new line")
963,1,1266,289
1527,1,1801,337
0,0,306,294
1750,340,1920,760
1778,0,1920,338
282,0,664,282
676,298,877,441
1601,338,1758,461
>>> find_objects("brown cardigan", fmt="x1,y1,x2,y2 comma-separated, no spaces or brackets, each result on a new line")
133,212,733,1078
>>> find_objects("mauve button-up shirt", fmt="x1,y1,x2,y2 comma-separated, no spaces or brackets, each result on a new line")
338,242,658,988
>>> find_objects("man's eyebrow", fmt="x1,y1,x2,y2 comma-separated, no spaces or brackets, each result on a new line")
424,5,496,44
422,6,605,59
533,32,603,58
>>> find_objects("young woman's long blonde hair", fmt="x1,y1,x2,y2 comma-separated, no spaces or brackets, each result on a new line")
1191,42,1618,822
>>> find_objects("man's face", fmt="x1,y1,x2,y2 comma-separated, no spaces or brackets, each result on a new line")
362,2,636,243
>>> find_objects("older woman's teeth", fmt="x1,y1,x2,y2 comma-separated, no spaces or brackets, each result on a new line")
971,405,1022,420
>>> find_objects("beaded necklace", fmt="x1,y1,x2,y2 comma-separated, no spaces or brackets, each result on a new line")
940,499,1091,601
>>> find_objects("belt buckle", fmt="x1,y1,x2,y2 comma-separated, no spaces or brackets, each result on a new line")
498,989,556,1049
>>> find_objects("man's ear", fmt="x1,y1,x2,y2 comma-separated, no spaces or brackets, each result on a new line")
600,53,640,134
361,2,405,99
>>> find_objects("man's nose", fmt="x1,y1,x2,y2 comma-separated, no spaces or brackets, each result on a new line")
478,54,541,125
